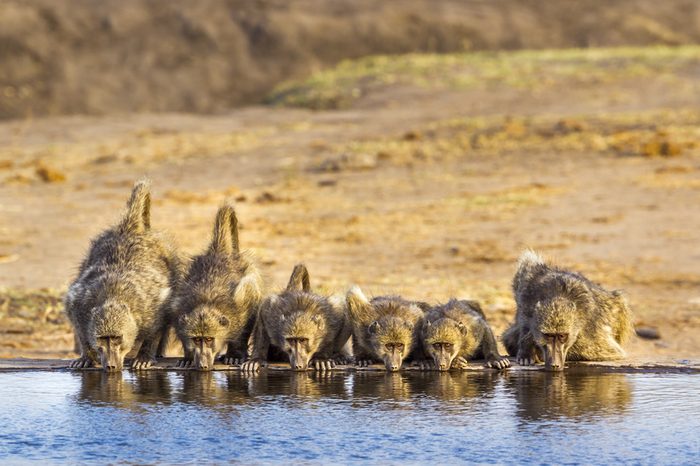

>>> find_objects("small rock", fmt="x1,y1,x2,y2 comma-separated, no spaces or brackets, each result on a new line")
318,179,337,187
635,326,661,340
36,165,66,183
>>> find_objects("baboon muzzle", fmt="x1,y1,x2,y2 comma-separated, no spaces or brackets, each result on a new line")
384,350,403,372
433,348,452,371
101,351,123,372
194,349,215,371
544,340,567,372
288,350,309,371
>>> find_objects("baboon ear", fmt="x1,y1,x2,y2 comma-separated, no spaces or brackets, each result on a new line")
218,315,230,328
368,321,381,335
287,264,311,292
457,322,468,335
279,313,286,322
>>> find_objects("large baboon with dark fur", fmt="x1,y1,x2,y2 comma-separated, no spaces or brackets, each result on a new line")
502,250,633,371
65,180,183,371
173,205,262,370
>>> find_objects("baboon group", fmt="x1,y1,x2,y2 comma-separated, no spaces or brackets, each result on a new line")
66,181,634,374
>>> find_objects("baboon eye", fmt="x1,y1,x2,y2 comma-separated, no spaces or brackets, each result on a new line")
445,344,453,350
433,343,441,350
192,337,201,344
396,344,404,352
204,337,214,344
558,334,568,343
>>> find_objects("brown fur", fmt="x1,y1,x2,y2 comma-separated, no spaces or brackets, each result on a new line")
243,264,351,372
65,179,184,371
420,299,509,371
503,250,634,371
346,286,424,371
173,204,262,370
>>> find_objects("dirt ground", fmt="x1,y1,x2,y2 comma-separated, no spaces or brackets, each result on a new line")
0,47,699,362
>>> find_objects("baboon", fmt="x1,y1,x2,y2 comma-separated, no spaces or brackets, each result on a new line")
419,299,510,371
241,264,351,372
173,205,262,370
346,286,424,372
65,180,183,371
502,250,634,371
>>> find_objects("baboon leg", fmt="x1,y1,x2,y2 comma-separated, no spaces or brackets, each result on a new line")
220,340,247,366
480,326,511,370
132,335,160,370
70,325,97,369
241,318,270,372
516,328,540,366
156,326,174,358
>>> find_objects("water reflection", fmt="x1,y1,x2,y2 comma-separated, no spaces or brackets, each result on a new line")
73,369,632,423
504,372,632,422
74,371,173,410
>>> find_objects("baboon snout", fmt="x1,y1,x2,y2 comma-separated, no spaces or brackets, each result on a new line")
544,339,567,372
193,350,215,371
288,352,309,371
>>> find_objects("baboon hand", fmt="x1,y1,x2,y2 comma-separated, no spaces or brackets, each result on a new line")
331,355,351,366
219,356,244,366
311,359,335,372
176,358,193,368
516,352,536,366
240,359,264,373
131,357,155,370
70,356,94,369
451,357,470,370
356,359,376,368
485,356,511,370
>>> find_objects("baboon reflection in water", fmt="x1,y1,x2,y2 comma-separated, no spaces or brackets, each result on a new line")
74,371,173,409
505,372,632,421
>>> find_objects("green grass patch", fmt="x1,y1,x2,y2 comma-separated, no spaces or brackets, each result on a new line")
267,46,700,110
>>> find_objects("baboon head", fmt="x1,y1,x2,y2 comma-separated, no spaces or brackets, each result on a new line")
532,297,581,371
280,309,325,371
422,317,474,371
347,286,420,372
276,264,325,371
179,306,230,371
368,317,415,372
91,301,138,372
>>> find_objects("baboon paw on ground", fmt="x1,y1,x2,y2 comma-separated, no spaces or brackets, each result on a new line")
70,356,95,369
311,359,335,371
131,357,155,370
240,359,264,372
176,359,193,368
451,357,470,370
486,357,510,370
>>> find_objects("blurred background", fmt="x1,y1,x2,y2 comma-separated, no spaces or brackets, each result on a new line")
0,0,698,360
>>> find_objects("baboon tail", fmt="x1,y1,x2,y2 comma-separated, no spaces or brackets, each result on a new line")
287,264,311,292
120,179,151,234
501,323,519,356
210,204,239,255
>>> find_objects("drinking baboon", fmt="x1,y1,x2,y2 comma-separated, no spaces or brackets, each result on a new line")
502,250,633,371
241,264,351,372
173,205,262,370
65,180,183,371
419,299,510,371
346,286,425,371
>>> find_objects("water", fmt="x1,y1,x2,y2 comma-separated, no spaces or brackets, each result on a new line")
0,370,698,465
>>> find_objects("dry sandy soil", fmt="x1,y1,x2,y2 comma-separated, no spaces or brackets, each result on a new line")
0,47,699,363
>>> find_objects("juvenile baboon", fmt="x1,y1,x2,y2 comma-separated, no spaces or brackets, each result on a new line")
65,180,183,371
173,205,262,370
346,286,424,372
241,264,351,372
419,299,510,371
502,250,634,371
